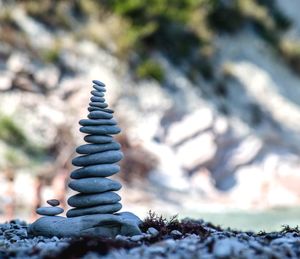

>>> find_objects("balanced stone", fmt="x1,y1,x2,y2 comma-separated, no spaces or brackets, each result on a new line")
90,91,104,97
29,212,142,238
90,96,105,102
76,142,121,154
68,192,121,208
97,108,114,114
92,80,105,87
93,85,106,92
36,206,64,216
91,90,106,97
88,107,114,113
89,102,109,109
88,111,113,119
68,177,122,193
72,150,123,166
70,164,120,179
67,203,122,217
84,135,113,144
79,119,117,126
80,125,121,135
47,199,60,206
88,107,108,112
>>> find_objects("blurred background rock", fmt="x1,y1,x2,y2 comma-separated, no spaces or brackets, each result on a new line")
1,0,300,231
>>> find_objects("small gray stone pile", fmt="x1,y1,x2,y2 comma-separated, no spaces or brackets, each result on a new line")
67,80,123,217
36,199,63,217
0,220,69,259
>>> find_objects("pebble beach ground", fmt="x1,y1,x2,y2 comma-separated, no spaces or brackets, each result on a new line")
1,217,300,259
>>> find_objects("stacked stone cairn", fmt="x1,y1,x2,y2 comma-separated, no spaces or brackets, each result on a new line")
67,80,124,217
30,80,141,238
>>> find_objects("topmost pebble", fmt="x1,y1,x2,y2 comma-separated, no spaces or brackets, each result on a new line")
92,80,105,87
47,199,60,207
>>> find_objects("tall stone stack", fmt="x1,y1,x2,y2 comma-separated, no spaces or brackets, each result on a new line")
67,80,124,218
30,80,141,238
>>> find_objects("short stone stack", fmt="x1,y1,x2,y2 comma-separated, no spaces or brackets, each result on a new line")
66,80,124,218
36,199,63,216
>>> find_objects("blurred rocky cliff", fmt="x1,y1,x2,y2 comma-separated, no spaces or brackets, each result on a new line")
1,0,300,219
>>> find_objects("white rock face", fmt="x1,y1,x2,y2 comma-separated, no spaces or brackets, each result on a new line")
12,8,54,49
2,1,300,217
166,108,214,145
0,71,13,90
176,132,216,169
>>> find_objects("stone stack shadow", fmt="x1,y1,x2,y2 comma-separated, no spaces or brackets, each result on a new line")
67,80,124,218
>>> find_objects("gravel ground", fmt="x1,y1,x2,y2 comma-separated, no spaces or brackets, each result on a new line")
1,219,300,258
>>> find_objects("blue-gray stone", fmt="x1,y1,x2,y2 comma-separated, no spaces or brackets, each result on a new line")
90,91,104,97
29,212,142,237
88,107,114,113
76,142,121,154
93,85,106,92
47,199,60,206
91,90,106,97
72,150,123,166
68,177,122,193
92,80,105,87
88,111,113,119
100,108,114,114
70,164,120,179
84,135,113,144
67,203,122,217
89,102,109,108
79,119,117,126
90,96,105,102
68,192,121,208
80,125,121,135
88,107,107,112
36,207,64,216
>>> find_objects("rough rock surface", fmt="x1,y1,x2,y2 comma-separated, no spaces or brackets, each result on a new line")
2,1,300,219
2,219,300,258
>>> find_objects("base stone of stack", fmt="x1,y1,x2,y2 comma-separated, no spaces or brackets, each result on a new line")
29,212,142,238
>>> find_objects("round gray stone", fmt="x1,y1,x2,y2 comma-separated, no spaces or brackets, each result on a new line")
90,91,104,97
68,177,122,193
36,207,64,216
47,199,60,206
79,119,117,126
92,85,106,92
91,90,106,97
90,96,105,102
98,108,114,114
29,212,142,238
88,106,108,112
101,108,114,113
70,164,120,179
89,102,109,109
84,135,113,144
76,142,121,154
92,80,105,87
88,107,114,113
88,111,113,119
68,192,121,208
67,203,122,217
80,125,121,135
72,150,123,166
